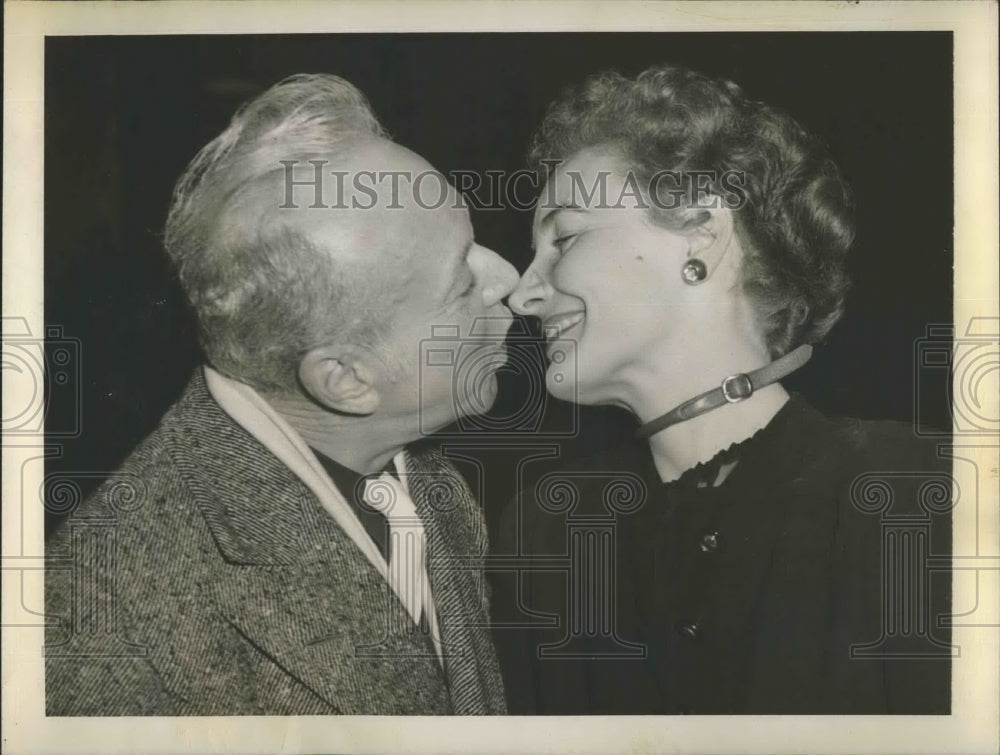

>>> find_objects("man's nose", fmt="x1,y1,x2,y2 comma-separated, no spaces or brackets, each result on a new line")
478,247,519,308
508,267,549,316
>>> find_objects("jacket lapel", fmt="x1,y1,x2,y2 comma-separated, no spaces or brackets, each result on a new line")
203,527,451,715
163,372,450,714
404,448,507,714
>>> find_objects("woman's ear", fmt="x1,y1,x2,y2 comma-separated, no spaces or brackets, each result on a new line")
685,207,739,281
298,345,380,415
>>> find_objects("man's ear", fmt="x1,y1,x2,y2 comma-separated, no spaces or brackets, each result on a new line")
685,207,739,280
298,345,380,415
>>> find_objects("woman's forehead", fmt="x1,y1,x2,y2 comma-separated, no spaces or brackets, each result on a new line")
548,147,624,197
533,147,642,230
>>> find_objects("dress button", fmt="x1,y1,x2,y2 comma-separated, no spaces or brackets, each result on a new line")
699,531,720,552
676,620,700,640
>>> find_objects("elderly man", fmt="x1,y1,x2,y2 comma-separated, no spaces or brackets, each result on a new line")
45,74,517,715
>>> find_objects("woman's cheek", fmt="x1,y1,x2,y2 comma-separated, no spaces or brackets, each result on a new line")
552,255,598,297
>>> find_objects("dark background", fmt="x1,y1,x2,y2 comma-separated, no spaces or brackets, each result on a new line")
44,32,953,537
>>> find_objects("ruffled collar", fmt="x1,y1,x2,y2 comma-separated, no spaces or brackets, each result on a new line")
652,393,812,493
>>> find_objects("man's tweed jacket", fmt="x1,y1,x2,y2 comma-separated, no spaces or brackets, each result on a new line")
45,370,506,715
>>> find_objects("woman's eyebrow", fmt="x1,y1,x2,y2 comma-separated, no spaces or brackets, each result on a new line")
532,206,586,249
532,204,586,241
542,206,584,224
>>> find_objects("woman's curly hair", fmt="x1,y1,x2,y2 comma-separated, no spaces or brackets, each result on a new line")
528,65,855,358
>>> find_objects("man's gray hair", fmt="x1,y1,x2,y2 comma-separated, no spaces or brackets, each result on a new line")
164,73,388,392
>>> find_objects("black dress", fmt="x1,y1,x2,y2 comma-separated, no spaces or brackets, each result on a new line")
491,395,952,714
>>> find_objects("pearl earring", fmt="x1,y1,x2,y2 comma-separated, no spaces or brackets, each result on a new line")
681,258,708,285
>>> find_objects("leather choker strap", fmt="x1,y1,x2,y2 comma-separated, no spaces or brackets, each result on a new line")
635,344,813,441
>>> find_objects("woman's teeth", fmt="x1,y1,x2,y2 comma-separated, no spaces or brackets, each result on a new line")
543,312,585,340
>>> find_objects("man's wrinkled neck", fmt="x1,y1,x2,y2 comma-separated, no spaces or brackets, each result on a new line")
264,390,414,475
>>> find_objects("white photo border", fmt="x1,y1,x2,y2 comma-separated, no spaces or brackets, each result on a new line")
3,2,998,754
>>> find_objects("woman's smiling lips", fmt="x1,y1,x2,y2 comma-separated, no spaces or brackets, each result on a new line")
542,311,585,354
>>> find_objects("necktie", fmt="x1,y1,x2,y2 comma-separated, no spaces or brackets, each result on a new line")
362,472,442,661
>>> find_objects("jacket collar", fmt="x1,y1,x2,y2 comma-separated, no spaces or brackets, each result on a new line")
161,369,315,566
179,365,390,574
160,369,449,712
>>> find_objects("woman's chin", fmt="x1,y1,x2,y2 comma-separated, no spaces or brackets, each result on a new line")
545,361,626,409
544,364,577,403
545,363,605,406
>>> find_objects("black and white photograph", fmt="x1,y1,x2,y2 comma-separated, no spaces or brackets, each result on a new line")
3,2,998,754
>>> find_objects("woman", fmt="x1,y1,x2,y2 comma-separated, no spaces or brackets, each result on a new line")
495,65,952,715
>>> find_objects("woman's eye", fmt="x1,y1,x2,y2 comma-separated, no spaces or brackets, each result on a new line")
553,234,577,252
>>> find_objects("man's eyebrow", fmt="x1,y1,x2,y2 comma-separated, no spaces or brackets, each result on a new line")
445,238,474,295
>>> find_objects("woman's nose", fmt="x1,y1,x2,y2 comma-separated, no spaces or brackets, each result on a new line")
508,268,549,316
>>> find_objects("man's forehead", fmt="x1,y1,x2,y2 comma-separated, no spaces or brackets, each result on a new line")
345,138,434,177
325,140,436,209
273,138,467,240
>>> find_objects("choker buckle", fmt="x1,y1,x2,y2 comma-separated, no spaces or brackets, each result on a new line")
721,373,754,403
